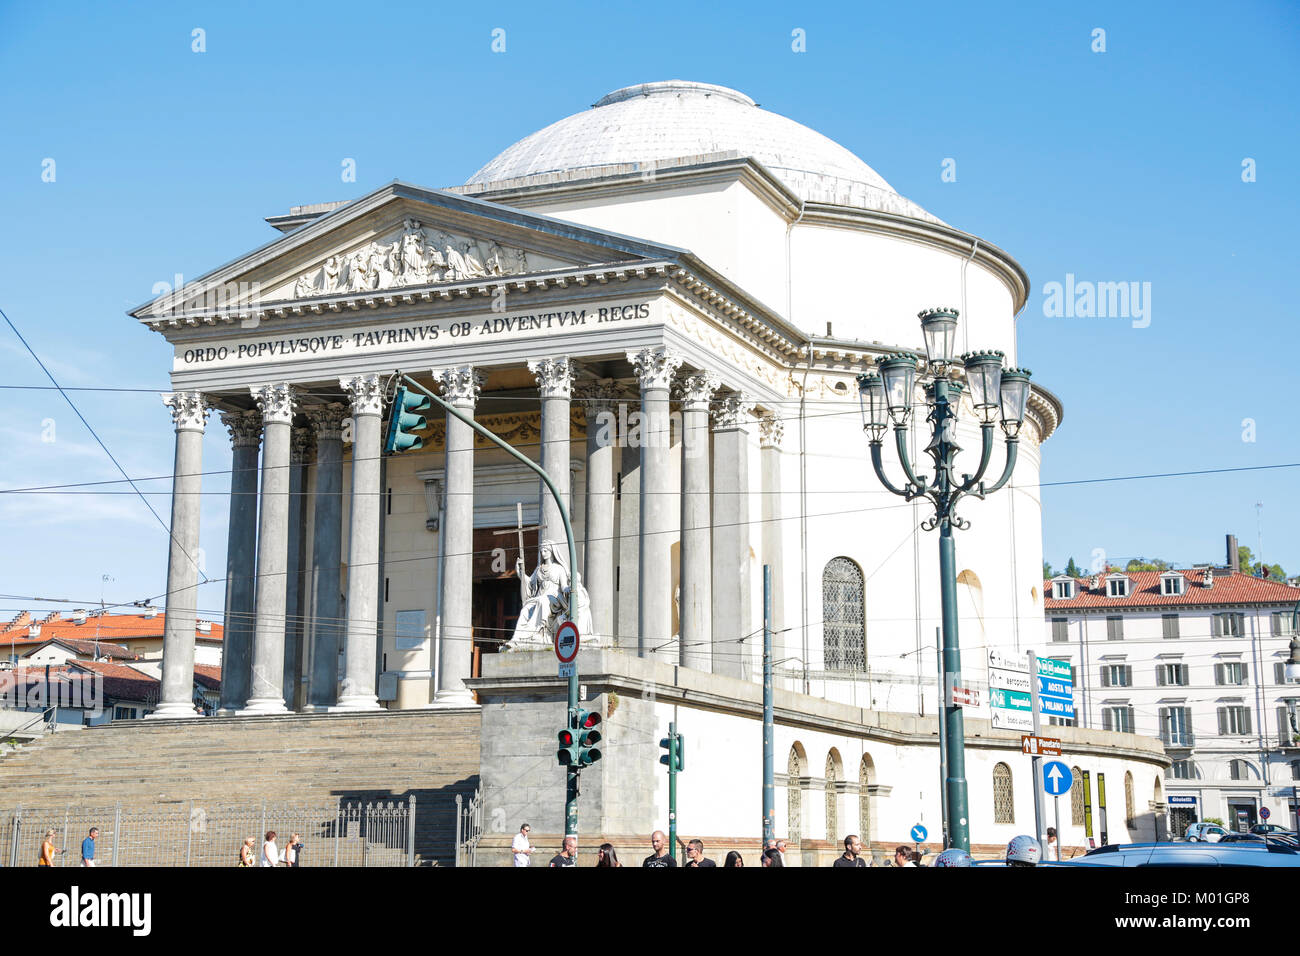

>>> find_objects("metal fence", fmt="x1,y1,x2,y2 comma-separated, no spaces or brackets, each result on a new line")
2,797,416,867
454,788,483,868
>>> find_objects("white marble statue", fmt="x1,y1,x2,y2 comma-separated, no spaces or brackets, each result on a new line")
507,541,594,649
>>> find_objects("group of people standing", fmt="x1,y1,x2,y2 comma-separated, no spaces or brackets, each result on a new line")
37,826,98,866
509,824,789,868
237,831,303,867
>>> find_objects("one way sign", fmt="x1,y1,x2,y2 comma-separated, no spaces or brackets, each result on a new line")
1042,760,1073,796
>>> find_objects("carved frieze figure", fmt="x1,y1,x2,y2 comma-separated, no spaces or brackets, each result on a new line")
399,221,426,284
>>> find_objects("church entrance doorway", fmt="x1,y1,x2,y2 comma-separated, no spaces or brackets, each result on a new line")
471,525,536,676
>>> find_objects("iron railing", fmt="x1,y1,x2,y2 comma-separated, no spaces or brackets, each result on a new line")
455,789,483,868
1,797,416,867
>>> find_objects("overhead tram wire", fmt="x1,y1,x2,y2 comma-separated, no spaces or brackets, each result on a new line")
0,304,208,585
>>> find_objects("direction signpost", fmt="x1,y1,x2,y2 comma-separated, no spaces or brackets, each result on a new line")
911,823,927,861
1042,760,1073,861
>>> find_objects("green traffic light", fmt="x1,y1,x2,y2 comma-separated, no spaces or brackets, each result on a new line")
385,385,433,454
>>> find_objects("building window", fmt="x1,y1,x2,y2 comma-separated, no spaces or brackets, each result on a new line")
1070,767,1084,824
1107,577,1130,598
1278,703,1299,745
993,763,1014,824
1167,759,1195,779
859,755,874,844
1276,663,1300,686
1124,772,1135,828
1156,663,1188,687
1047,715,1077,728
1229,759,1254,781
1159,706,1193,746
1053,580,1074,600
1212,612,1245,637
1272,612,1295,637
1161,575,1184,596
825,752,840,843
787,746,803,845
1051,618,1068,643
1106,616,1124,640
113,706,136,721
1161,614,1180,639
1291,760,1300,781
1215,662,1248,686
822,557,865,672
1217,705,1252,736
1101,664,1132,687
1102,705,1135,733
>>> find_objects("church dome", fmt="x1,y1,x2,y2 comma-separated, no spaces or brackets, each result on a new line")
466,81,940,223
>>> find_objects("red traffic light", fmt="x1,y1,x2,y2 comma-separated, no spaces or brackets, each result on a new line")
580,712,601,730
559,730,574,747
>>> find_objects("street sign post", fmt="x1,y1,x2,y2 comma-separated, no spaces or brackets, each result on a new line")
1021,735,1062,756
554,621,580,664
911,824,927,843
1260,806,1271,820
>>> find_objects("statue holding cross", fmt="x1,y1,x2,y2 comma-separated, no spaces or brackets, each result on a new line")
501,505,595,650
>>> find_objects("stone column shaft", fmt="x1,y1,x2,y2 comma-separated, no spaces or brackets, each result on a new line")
283,427,312,707
759,416,786,664
218,409,260,713
150,392,209,719
243,383,296,713
629,348,682,660
677,371,718,672
307,405,346,709
580,387,619,643
336,375,385,711
434,366,482,705
529,357,574,549
712,394,755,680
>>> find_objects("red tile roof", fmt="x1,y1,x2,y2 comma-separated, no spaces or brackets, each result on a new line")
193,664,222,691
67,660,161,704
19,638,137,660
0,612,223,645
1044,569,1300,610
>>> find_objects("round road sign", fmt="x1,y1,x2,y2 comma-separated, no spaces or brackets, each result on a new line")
1043,760,1073,796
554,620,580,664
910,824,927,843
1260,806,1270,820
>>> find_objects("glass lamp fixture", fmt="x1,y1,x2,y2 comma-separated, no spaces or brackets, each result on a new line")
998,368,1032,438
961,350,1005,424
876,354,918,426
919,307,960,367
856,372,888,442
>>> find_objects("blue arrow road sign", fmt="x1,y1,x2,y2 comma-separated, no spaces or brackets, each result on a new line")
1043,761,1073,796
911,824,927,843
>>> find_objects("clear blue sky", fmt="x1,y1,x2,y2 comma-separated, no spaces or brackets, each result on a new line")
1,0,1297,618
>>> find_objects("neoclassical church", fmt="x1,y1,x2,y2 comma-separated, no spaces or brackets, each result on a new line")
135,82,1167,854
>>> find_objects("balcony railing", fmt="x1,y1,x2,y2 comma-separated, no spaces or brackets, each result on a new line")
1160,731,1195,749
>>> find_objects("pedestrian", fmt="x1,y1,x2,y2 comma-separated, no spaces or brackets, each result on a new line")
80,827,99,867
511,823,533,867
684,839,716,867
261,830,279,868
775,838,788,865
238,837,256,867
595,843,622,867
38,829,62,867
283,832,303,867
832,834,867,867
723,850,744,868
1045,827,1058,862
760,847,784,867
893,846,918,867
643,830,677,867
549,836,578,867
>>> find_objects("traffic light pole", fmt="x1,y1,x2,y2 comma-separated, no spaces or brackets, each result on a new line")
399,373,585,841
667,721,678,863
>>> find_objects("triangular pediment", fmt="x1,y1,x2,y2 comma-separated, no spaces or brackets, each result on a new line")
131,181,687,322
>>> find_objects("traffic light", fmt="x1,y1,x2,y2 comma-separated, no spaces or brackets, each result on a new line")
384,385,431,453
575,709,602,766
557,725,578,766
659,730,684,772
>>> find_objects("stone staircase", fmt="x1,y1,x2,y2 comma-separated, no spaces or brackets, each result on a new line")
0,708,480,866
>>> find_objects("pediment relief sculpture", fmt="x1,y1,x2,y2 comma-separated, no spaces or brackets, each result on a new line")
285,219,544,301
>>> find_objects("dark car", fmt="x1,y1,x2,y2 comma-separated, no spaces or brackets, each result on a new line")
1250,823,1296,836
1219,832,1299,848
1060,841,1300,867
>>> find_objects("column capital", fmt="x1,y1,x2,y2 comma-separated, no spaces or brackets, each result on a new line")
574,378,627,419
305,402,348,441
162,391,212,432
339,374,385,417
249,383,297,425
433,365,484,407
291,426,315,464
527,356,575,398
627,346,684,392
220,408,262,448
711,393,755,430
759,414,785,449
674,370,720,410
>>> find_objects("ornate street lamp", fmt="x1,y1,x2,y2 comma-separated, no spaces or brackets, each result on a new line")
1285,600,1300,683
856,307,1032,853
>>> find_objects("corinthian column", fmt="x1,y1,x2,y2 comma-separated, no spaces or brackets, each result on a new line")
335,374,385,711
216,409,260,714
149,391,210,719
628,347,683,660
306,403,347,710
676,370,718,672
283,426,313,708
712,393,755,680
527,357,575,549
759,415,786,664
576,382,621,644
242,383,296,714
433,365,483,705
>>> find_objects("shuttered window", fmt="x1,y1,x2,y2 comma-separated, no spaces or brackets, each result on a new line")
1217,706,1251,735
1162,614,1180,639
1051,618,1069,643
1106,616,1124,640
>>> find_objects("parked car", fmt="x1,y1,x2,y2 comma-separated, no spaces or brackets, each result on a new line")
1062,841,1300,867
1219,831,1300,848
1184,822,1228,842
1250,823,1295,835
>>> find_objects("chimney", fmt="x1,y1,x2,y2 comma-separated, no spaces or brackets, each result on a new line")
196,620,212,635
1226,534,1239,573
71,609,88,625
143,605,159,619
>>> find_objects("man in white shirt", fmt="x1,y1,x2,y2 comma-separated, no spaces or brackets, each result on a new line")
511,823,533,867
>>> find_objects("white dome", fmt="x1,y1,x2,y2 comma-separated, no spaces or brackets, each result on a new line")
466,81,940,223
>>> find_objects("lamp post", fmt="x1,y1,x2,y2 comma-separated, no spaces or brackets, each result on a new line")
857,307,1032,852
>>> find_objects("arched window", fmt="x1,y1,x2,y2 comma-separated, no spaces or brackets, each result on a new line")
823,558,865,671
787,744,804,845
1124,772,1135,828
1070,766,1084,825
825,750,842,842
1229,759,1256,781
859,754,875,845
993,762,1014,824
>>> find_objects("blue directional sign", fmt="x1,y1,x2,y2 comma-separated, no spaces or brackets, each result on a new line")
911,824,927,843
1043,761,1073,796
1036,657,1075,719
